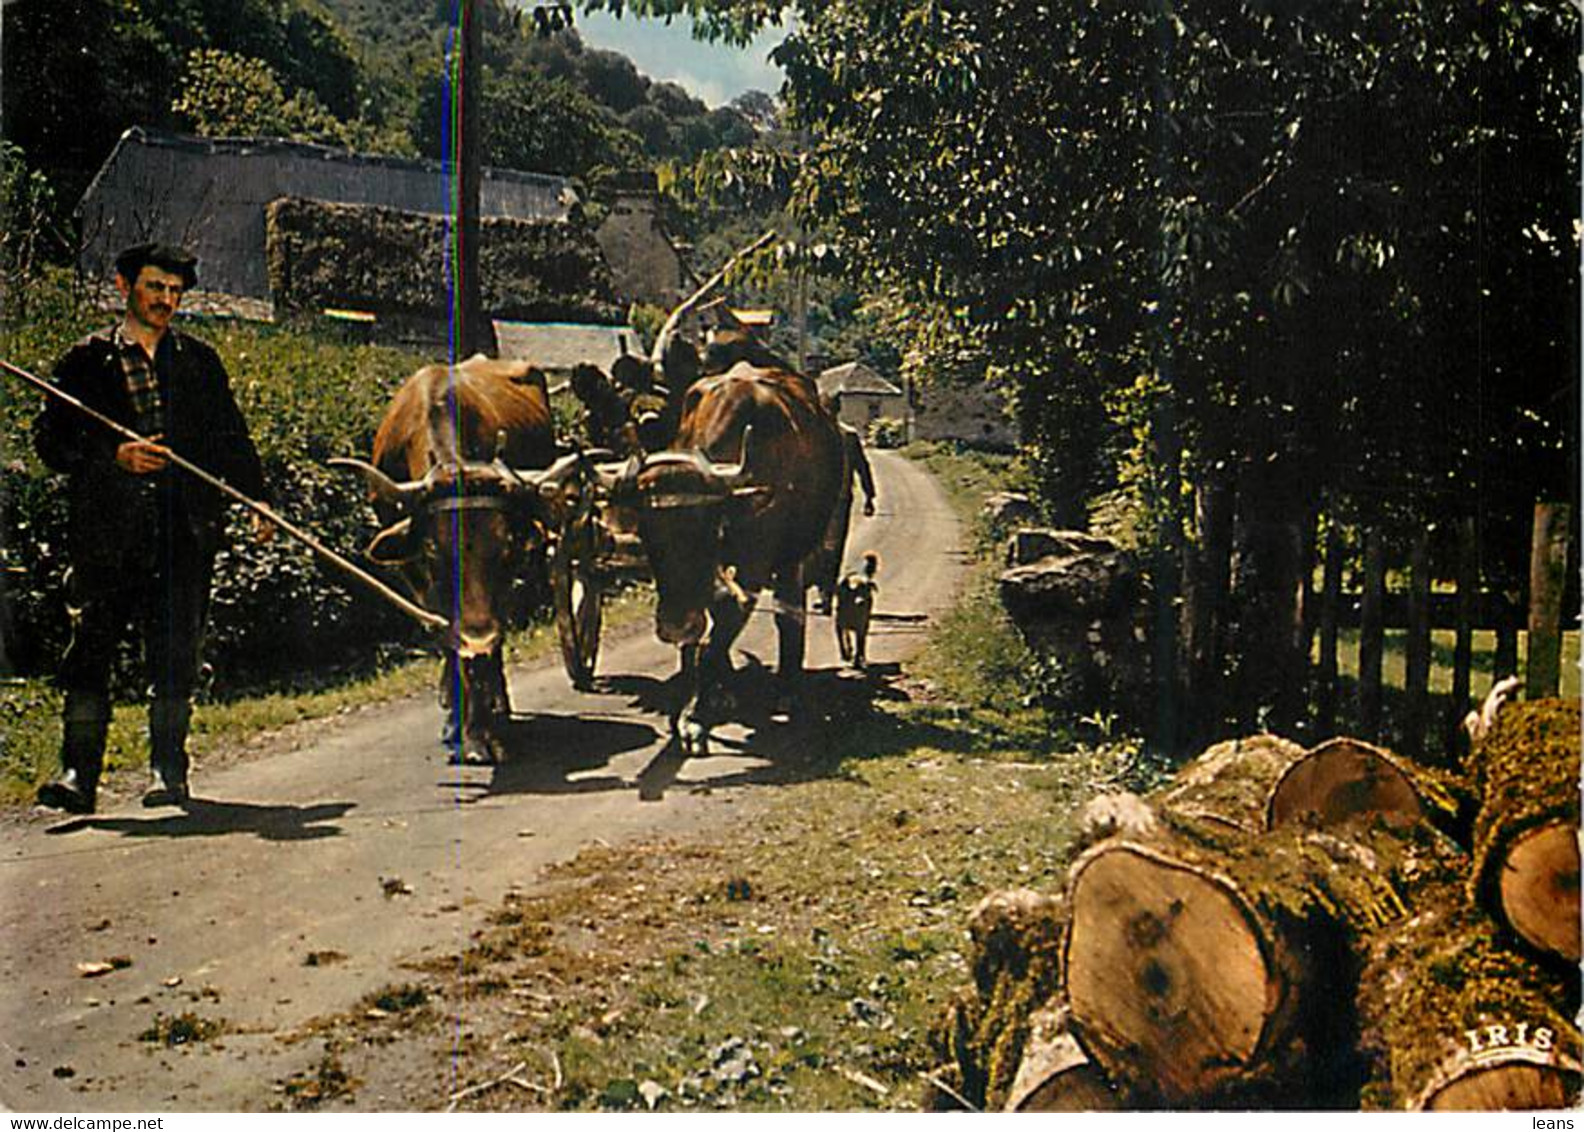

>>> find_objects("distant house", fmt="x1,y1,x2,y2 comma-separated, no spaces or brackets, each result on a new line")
817,361,908,429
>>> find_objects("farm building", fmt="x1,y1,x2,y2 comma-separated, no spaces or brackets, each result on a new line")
75,127,686,347
492,322,646,378
816,361,908,430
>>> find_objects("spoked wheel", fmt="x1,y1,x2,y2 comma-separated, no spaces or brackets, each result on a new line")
551,503,606,690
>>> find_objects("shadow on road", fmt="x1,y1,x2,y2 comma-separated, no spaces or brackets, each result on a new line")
610,658,919,802
433,654,949,806
440,711,662,798
45,798,356,842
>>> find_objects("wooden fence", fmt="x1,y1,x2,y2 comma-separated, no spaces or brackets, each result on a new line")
1308,501,1576,757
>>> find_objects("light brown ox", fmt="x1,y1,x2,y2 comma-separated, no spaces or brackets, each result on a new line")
332,354,582,763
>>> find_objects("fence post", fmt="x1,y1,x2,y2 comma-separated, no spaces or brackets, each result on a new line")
1451,515,1477,743
1404,528,1432,756
1525,501,1571,699
1316,515,1343,736
1359,530,1386,740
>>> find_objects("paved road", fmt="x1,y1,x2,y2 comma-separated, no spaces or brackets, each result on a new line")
0,450,966,1111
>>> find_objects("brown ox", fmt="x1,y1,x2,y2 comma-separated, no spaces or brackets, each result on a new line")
332,355,578,763
607,360,844,742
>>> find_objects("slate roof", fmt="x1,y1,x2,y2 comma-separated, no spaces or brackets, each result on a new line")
817,361,903,397
493,321,645,373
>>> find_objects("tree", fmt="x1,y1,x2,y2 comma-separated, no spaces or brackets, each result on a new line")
574,0,1580,744
172,49,351,145
413,65,644,179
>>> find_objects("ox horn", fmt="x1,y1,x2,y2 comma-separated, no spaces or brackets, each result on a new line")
650,228,779,370
510,451,591,500
328,457,428,510
706,425,757,488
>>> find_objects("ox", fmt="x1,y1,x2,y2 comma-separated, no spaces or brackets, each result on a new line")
332,355,578,764
606,359,845,741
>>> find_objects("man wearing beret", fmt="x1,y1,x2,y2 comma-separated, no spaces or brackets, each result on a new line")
33,242,272,813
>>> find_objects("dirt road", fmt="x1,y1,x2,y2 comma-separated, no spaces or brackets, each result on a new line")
0,450,966,1112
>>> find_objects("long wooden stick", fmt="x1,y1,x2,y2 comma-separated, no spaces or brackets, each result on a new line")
0,355,448,634
650,228,778,366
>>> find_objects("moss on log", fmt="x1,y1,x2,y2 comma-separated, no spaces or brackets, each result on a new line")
927,888,1068,1111
1155,733,1306,833
1468,698,1581,962
1355,827,1582,1110
1064,736,1459,1107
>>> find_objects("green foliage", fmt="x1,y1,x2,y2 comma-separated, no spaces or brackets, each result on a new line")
173,49,357,146
865,417,906,449
1,0,369,208
756,0,1579,736
0,143,66,312
413,64,644,180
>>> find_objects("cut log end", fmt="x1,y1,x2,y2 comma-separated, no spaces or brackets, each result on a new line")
1005,1005,1123,1112
1066,845,1280,1101
1423,1061,1582,1112
1268,737,1425,831
1499,823,1582,961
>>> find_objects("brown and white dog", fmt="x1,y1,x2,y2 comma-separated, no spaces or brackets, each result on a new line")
835,552,880,669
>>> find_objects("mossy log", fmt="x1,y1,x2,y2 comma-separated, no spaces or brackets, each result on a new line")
1267,736,1463,834
928,888,1068,1111
1064,735,1442,1106
1153,733,1306,833
1063,834,1322,1105
1356,830,1582,1111
1004,1002,1123,1111
1468,698,1581,962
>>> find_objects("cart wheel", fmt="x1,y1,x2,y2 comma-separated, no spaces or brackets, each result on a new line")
552,508,605,690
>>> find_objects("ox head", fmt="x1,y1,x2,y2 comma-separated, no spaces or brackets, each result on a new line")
330,447,588,659
597,429,766,648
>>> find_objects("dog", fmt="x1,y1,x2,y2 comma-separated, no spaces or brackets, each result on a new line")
835,552,880,669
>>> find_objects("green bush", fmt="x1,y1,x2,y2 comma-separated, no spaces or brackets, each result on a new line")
866,416,907,449
0,270,438,697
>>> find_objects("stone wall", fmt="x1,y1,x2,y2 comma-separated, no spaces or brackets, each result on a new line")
913,379,1018,450
593,175,684,308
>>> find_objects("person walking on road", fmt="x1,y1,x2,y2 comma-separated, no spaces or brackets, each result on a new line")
810,393,877,615
33,242,272,814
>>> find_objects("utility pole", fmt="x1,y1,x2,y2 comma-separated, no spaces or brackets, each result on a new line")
456,0,496,358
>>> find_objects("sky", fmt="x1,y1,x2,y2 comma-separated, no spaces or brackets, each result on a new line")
572,10,792,108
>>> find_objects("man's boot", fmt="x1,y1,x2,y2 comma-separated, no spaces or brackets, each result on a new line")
143,697,192,808
37,692,110,814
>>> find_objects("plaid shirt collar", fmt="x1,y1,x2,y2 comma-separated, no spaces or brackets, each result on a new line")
113,326,166,438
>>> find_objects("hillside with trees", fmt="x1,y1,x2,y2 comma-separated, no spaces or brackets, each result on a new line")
0,0,769,260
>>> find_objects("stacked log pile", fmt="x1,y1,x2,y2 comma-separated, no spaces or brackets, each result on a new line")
927,700,1582,1112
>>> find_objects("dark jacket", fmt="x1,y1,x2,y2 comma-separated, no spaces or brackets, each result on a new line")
34,326,267,577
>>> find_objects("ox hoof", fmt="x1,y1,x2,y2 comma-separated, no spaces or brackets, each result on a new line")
676,715,709,754
448,747,498,767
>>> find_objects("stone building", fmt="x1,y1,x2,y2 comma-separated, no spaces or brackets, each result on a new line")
911,377,1019,451
75,128,687,348
816,361,908,431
